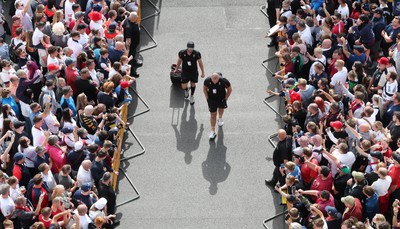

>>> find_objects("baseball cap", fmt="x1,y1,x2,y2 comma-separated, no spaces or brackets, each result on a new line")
108,22,118,34
374,8,383,15
74,141,84,151
35,146,46,154
353,45,365,53
120,81,131,89
370,151,383,160
378,57,389,65
325,206,338,217
330,121,343,129
393,152,400,164
65,57,75,66
13,152,25,162
352,171,365,182
47,63,59,72
81,183,92,192
341,195,355,206
92,4,102,12
339,165,350,174
13,120,25,129
77,23,87,30
75,11,85,19
187,41,194,48
284,78,295,87
60,126,74,134
94,198,107,209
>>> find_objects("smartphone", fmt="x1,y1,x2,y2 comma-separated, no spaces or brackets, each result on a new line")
291,186,297,194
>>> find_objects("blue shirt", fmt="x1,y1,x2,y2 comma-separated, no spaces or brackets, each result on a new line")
60,96,77,117
384,24,400,44
108,46,124,63
364,193,379,221
2,96,20,117
347,53,366,69
288,165,302,182
0,43,9,60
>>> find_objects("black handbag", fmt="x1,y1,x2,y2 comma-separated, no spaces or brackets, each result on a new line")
170,64,181,84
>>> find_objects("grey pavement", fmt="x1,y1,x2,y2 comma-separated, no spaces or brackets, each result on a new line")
116,0,287,228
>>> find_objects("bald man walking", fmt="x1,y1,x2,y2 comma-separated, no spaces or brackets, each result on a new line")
203,72,232,139
122,12,141,77
265,129,292,186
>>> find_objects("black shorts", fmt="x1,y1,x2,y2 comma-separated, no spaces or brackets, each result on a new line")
181,72,198,83
207,99,227,113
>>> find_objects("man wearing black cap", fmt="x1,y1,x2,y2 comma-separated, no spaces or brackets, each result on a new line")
371,8,387,60
175,41,205,105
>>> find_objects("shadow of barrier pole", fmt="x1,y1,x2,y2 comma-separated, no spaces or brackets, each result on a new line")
260,5,269,18
137,0,160,53
262,210,288,229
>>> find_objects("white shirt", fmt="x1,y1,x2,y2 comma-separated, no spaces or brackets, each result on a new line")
89,21,104,37
337,4,350,19
77,166,93,187
19,145,37,168
73,210,92,229
383,80,398,103
10,186,23,201
47,56,60,66
298,26,313,47
16,9,33,31
89,69,100,87
67,38,83,59
372,176,392,196
32,28,44,46
32,126,46,147
42,171,57,192
0,196,15,217
79,33,89,47
64,0,75,22
331,67,348,95
44,113,59,134
1,68,16,84
20,101,31,118
332,150,356,168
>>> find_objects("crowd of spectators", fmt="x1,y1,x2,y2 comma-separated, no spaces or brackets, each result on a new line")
0,0,142,228
264,0,400,228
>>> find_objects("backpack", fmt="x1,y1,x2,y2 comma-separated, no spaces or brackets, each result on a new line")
9,39,23,63
38,91,51,108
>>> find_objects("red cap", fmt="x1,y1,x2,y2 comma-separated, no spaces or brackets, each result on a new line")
89,12,102,22
330,121,343,129
47,64,59,72
120,81,131,89
378,57,389,65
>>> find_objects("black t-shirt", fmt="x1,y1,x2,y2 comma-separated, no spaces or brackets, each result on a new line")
178,49,201,74
76,77,98,102
123,20,140,40
389,123,400,150
97,92,116,111
204,77,231,101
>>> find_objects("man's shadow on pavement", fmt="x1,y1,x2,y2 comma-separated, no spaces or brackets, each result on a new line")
202,128,231,195
171,86,204,164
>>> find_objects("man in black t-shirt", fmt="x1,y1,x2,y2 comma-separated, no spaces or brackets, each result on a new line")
175,41,205,105
203,73,232,139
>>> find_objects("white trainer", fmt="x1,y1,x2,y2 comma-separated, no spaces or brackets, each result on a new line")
184,89,189,99
209,131,217,139
218,118,224,127
190,96,195,105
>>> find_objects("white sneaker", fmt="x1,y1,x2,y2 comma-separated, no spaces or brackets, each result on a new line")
184,89,189,99
218,118,224,127
189,96,195,105
209,131,217,139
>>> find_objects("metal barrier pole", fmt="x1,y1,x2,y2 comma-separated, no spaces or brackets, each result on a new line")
116,168,141,207
261,57,277,75
262,210,288,229
267,133,278,149
120,126,146,162
263,98,283,118
140,0,161,22
127,86,151,120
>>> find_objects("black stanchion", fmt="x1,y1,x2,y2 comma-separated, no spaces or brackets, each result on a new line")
262,210,288,229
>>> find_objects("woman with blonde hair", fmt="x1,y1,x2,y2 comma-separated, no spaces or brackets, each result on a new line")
76,93,89,114
51,22,68,48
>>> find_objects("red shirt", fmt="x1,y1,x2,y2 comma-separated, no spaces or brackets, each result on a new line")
389,165,400,189
284,61,294,74
316,193,335,215
350,11,361,20
301,158,319,184
310,171,333,193
375,144,392,158
12,164,22,181
343,198,363,221
39,214,52,229
12,25,22,38
65,67,79,95
332,21,345,35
